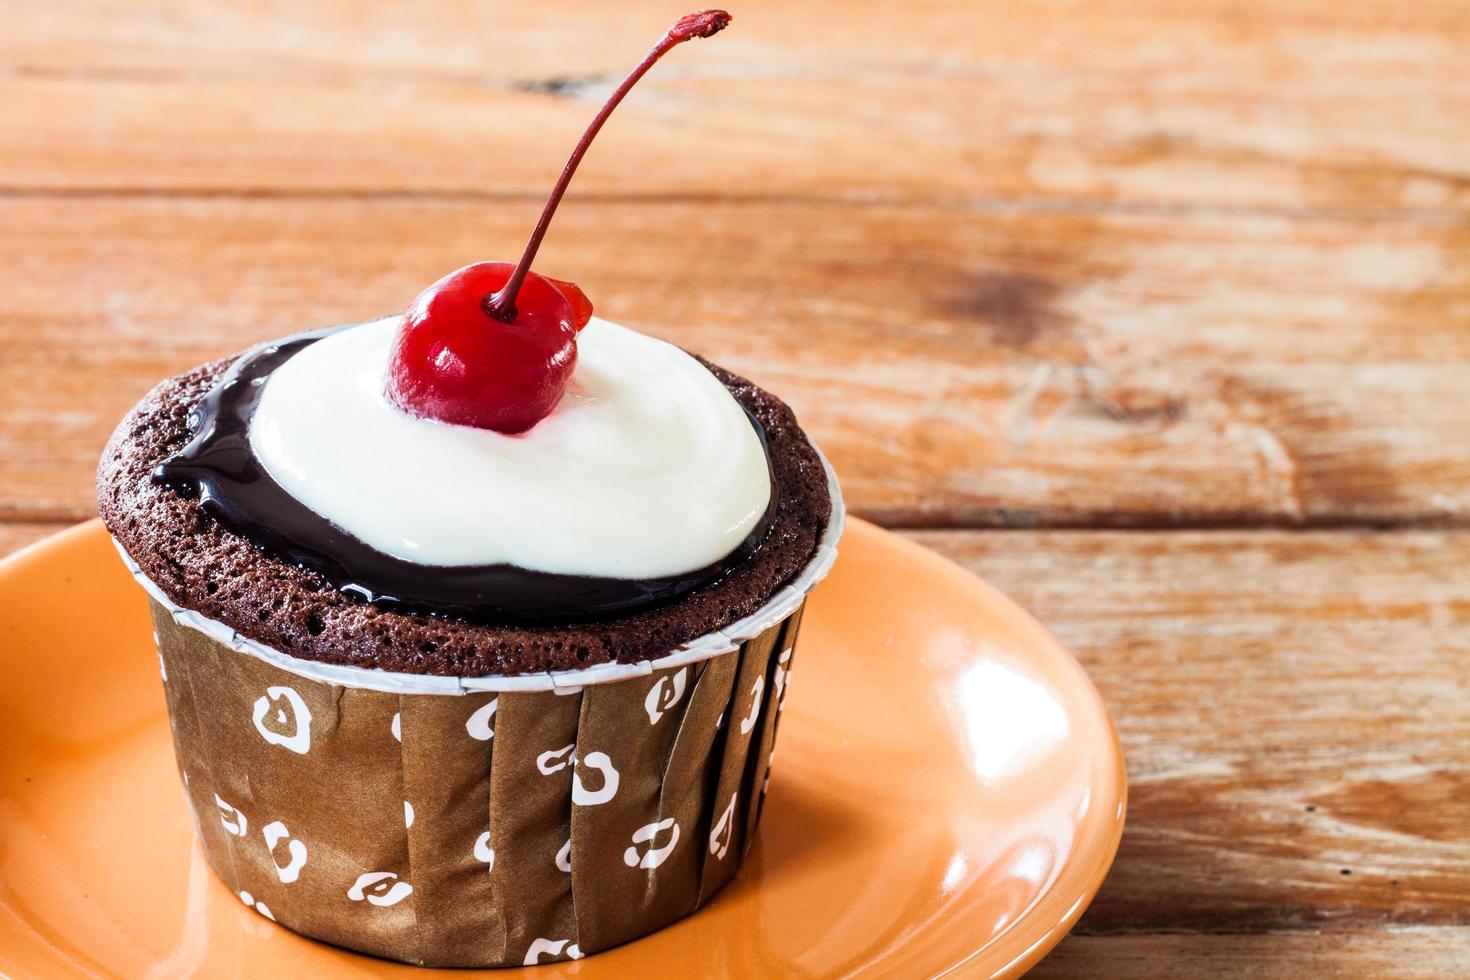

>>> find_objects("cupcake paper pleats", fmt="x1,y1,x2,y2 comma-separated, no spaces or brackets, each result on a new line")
149,598,805,967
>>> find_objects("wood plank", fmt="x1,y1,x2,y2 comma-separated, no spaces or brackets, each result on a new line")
10,0,1467,83
5,2,1466,975
1,196,1466,526
0,522,68,559
2,1,1467,212
1033,927,1470,979
906,528,1470,935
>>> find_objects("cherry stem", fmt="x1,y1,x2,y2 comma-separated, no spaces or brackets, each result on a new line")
484,9,732,322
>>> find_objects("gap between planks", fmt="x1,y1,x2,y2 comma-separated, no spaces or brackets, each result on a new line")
0,185,1464,226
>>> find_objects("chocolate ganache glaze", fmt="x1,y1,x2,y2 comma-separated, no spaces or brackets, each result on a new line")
154,326,777,625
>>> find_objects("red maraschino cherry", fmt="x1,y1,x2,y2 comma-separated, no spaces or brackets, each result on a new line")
385,9,733,434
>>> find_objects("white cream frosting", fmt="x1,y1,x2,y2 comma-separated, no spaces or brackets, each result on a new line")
248,316,773,579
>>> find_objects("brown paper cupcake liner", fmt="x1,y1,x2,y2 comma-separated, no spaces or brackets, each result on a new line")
118,458,842,967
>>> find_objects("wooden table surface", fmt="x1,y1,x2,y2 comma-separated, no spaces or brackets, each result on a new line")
3,1,1468,975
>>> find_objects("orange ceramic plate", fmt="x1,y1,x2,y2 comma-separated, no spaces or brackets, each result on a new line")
0,518,1123,978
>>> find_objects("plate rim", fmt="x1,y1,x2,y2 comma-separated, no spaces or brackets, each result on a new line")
843,523,1127,978
0,518,1126,978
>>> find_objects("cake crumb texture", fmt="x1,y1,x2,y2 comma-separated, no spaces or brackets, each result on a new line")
98,353,830,676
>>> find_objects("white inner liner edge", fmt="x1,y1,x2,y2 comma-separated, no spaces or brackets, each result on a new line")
115,448,844,694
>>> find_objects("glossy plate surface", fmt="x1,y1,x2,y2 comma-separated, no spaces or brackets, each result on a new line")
0,519,1124,978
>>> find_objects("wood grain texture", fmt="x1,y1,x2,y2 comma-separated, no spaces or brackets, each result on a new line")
1033,927,1470,979
3,1,1467,212
3,522,1464,972
1,196,1467,526
3,0,1468,974
907,529,1470,939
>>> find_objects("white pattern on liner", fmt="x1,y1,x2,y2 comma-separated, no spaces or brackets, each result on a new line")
113,448,843,695
250,316,772,579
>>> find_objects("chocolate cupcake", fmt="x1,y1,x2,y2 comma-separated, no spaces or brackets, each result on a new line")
96,9,842,969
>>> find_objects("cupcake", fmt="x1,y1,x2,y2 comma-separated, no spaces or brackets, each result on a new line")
96,9,842,969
